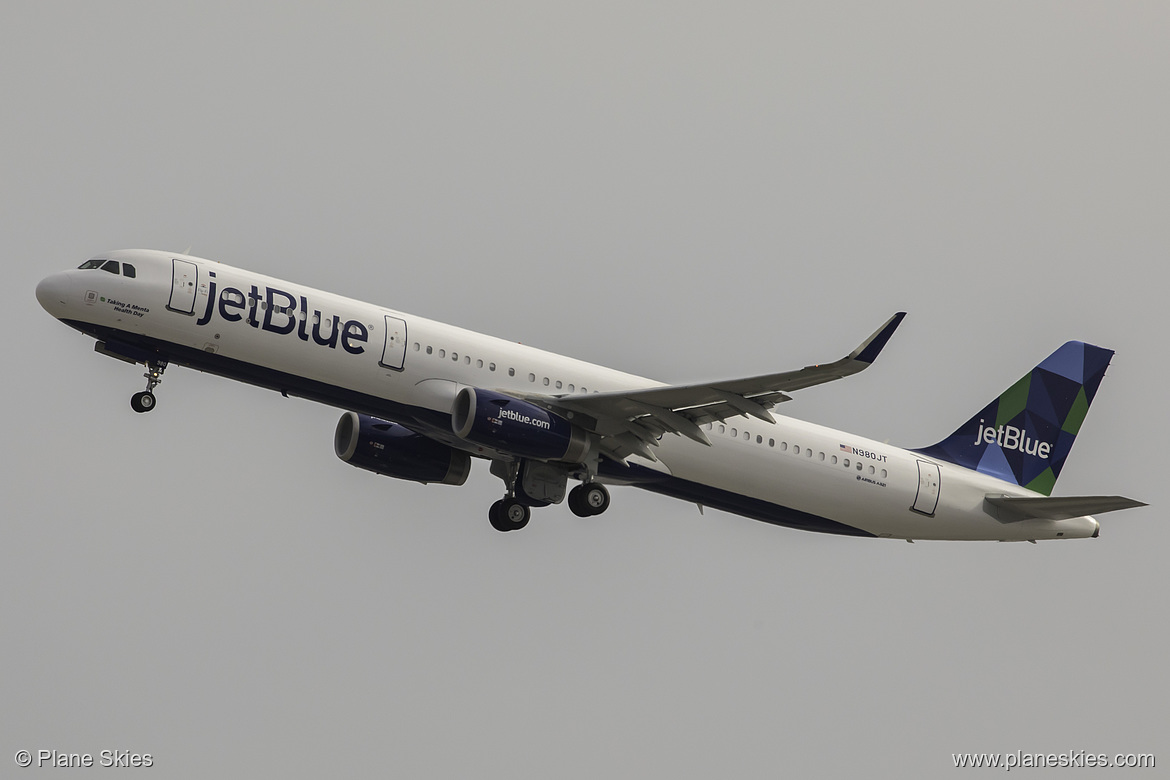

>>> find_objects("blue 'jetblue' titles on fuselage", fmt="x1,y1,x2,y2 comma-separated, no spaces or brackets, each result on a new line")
194,272,369,354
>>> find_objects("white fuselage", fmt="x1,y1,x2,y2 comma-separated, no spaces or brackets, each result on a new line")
36,249,1100,541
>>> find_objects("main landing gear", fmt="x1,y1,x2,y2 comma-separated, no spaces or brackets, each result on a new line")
486,459,613,532
130,361,166,413
568,482,610,517
489,498,530,533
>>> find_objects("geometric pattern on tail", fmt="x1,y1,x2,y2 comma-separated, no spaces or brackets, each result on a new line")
914,342,1113,495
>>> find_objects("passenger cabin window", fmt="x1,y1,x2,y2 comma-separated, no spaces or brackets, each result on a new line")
101,260,120,275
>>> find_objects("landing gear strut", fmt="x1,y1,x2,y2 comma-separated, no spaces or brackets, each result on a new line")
568,482,610,517
130,361,166,413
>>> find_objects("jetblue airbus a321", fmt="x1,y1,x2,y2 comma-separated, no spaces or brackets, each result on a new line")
37,250,1144,539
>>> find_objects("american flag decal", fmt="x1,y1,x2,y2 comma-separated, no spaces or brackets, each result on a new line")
839,444,851,453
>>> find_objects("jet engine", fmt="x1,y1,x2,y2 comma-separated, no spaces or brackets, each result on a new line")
451,387,591,462
334,412,471,485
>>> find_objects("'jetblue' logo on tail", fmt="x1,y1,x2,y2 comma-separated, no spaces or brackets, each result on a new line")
973,419,1051,459
914,341,1114,496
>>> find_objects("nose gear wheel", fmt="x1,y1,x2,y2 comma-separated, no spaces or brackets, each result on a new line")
130,361,167,413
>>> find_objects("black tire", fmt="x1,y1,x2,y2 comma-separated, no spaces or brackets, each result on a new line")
131,391,156,413
569,483,611,516
568,485,593,517
488,500,510,532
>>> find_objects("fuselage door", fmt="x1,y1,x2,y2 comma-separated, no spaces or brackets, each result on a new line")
167,258,198,315
380,315,408,370
911,460,941,516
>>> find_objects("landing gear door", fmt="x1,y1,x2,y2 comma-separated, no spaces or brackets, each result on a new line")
380,315,407,370
912,460,941,516
167,258,198,315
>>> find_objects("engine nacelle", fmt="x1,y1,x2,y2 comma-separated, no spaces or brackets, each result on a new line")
334,412,471,485
451,387,591,462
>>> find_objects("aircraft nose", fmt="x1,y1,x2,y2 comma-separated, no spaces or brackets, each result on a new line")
36,272,72,315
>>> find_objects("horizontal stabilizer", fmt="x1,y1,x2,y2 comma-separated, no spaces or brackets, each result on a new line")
985,494,1147,523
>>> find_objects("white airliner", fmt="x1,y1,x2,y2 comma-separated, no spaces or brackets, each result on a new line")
36,249,1144,539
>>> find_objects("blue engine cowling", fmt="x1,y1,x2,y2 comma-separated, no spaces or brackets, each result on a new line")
451,387,591,462
334,412,471,485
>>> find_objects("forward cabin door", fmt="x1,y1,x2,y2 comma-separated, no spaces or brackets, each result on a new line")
380,315,408,370
167,258,198,315
911,460,941,516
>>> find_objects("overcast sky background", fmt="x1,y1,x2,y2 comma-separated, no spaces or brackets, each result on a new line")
2,2,1166,777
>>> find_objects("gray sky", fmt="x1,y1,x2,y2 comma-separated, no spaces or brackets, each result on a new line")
3,2,1166,777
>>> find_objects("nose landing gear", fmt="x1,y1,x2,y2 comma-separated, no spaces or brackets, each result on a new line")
130,361,166,413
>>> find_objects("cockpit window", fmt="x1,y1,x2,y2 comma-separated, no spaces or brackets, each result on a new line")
78,258,106,270
122,263,136,278
101,260,120,275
